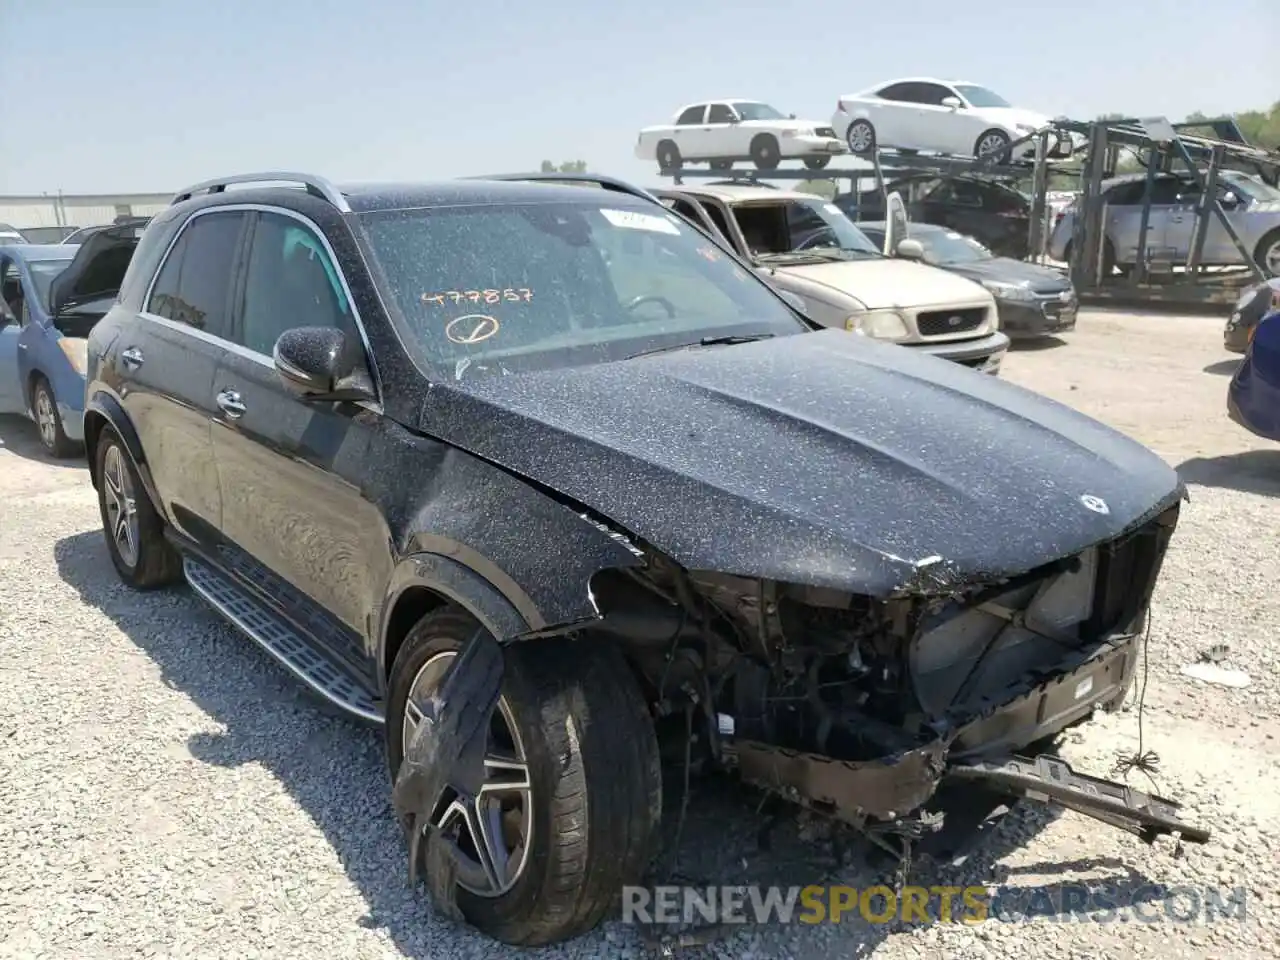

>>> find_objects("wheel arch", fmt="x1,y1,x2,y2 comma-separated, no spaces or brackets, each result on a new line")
83,390,155,502
378,552,536,694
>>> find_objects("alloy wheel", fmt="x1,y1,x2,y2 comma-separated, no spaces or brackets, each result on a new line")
402,651,533,898
102,444,140,569
1265,240,1280,276
847,122,873,154
978,133,1009,156
34,387,56,449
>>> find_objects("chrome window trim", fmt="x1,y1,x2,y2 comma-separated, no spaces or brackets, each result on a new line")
140,202,384,407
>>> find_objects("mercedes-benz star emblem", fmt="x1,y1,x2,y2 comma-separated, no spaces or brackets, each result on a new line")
1079,494,1109,515
445,314,500,345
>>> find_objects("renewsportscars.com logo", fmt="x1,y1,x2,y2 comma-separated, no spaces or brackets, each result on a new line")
621,883,1250,926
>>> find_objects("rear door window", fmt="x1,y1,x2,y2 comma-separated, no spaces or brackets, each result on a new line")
146,211,247,340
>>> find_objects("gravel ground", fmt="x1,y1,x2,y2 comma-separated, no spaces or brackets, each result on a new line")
1,308,1278,960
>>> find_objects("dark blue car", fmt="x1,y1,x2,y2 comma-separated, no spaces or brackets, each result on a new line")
1228,304,1280,441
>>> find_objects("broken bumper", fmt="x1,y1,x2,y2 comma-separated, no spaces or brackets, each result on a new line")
726,635,1209,845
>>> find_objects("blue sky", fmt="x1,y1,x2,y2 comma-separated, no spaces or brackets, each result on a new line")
1,0,1275,196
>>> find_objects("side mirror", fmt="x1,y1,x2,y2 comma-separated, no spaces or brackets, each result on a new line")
788,112,797,119
273,326,375,402
896,239,926,261
941,97,962,110
727,115,741,124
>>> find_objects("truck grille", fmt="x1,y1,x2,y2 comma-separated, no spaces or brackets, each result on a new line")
814,126,836,138
917,308,985,338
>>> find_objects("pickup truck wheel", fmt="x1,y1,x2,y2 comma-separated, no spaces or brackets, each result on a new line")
750,134,780,170
387,609,662,946
31,376,77,458
94,428,182,589
1254,228,1280,276
656,140,682,172
803,156,831,170
845,119,876,155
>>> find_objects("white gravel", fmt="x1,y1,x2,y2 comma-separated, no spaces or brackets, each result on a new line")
1,308,1278,959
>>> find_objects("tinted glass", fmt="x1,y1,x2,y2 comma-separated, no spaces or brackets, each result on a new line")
359,198,806,381
732,102,784,121
914,84,954,106
239,212,355,356
147,211,244,339
876,83,912,101
953,84,1012,108
734,199,881,258
676,106,705,125
706,103,736,123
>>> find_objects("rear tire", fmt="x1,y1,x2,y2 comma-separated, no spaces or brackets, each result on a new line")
974,129,1011,162
656,140,682,172
94,427,182,589
845,119,876,155
750,134,780,170
386,609,662,946
31,376,77,458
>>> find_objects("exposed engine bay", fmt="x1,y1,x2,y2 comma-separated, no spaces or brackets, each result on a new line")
583,502,1207,847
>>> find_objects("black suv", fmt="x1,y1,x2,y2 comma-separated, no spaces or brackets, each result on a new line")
84,171,1206,946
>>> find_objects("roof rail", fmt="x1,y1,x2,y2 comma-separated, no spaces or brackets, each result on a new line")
170,172,350,212
466,172,664,206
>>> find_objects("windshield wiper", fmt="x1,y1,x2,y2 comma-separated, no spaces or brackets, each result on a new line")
626,332,776,361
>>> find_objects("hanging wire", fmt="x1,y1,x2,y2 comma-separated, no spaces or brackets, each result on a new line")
1111,608,1161,792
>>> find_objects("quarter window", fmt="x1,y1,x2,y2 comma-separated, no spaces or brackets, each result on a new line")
147,211,245,340
237,212,355,356
676,105,705,125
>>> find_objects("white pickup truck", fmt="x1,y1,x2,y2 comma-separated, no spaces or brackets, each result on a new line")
635,100,846,172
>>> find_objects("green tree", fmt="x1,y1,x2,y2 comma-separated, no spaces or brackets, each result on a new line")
539,159,588,173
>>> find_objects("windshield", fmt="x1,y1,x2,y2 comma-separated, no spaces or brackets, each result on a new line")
732,102,785,121
914,229,993,264
1222,172,1280,204
953,84,1012,109
27,259,74,310
359,198,808,381
733,198,882,261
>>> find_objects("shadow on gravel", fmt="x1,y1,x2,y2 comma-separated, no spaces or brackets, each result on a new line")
1177,450,1280,497
1202,358,1243,376
51,528,1161,957
0,413,86,468
1008,336,1069,352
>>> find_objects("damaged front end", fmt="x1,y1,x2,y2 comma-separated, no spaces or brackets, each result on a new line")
585,499,1208,853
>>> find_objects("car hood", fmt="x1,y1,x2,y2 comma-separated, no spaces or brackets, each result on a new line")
934,257,1072,293
981,107,1053,130
772,256,991,309
417,329,1183,597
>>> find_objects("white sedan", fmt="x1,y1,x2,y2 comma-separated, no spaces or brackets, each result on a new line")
635,100,846,171
831,78,1074,161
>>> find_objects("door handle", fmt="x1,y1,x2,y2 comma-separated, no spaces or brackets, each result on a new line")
121,346,144,369
216,388,246,419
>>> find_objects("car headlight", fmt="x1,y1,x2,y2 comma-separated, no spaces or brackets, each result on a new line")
847,310,909,340
1233,289,1256,312
57,337,88,375
983,280,1036,302
1014,123,1037,134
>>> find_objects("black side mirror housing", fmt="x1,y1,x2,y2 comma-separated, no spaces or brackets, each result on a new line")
273,326,375,402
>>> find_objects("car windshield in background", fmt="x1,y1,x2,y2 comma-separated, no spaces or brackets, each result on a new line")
953,85,1012,109
914,229,994,265
735,199,883,263
732,102,785,121
27,258,74,310
359,198,808,381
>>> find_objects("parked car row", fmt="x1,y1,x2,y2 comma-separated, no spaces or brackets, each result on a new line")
636,79,1073,172
8,170,1202,952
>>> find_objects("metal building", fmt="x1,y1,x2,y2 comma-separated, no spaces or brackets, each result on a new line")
0,192,172,230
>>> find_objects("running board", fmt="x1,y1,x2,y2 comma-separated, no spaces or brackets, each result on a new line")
183,556,384,725
947,755,1210,845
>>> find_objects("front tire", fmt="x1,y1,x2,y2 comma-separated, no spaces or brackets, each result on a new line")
387,608,662,946
975,129,1012,161
94,427,182,589
31,376,77,458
